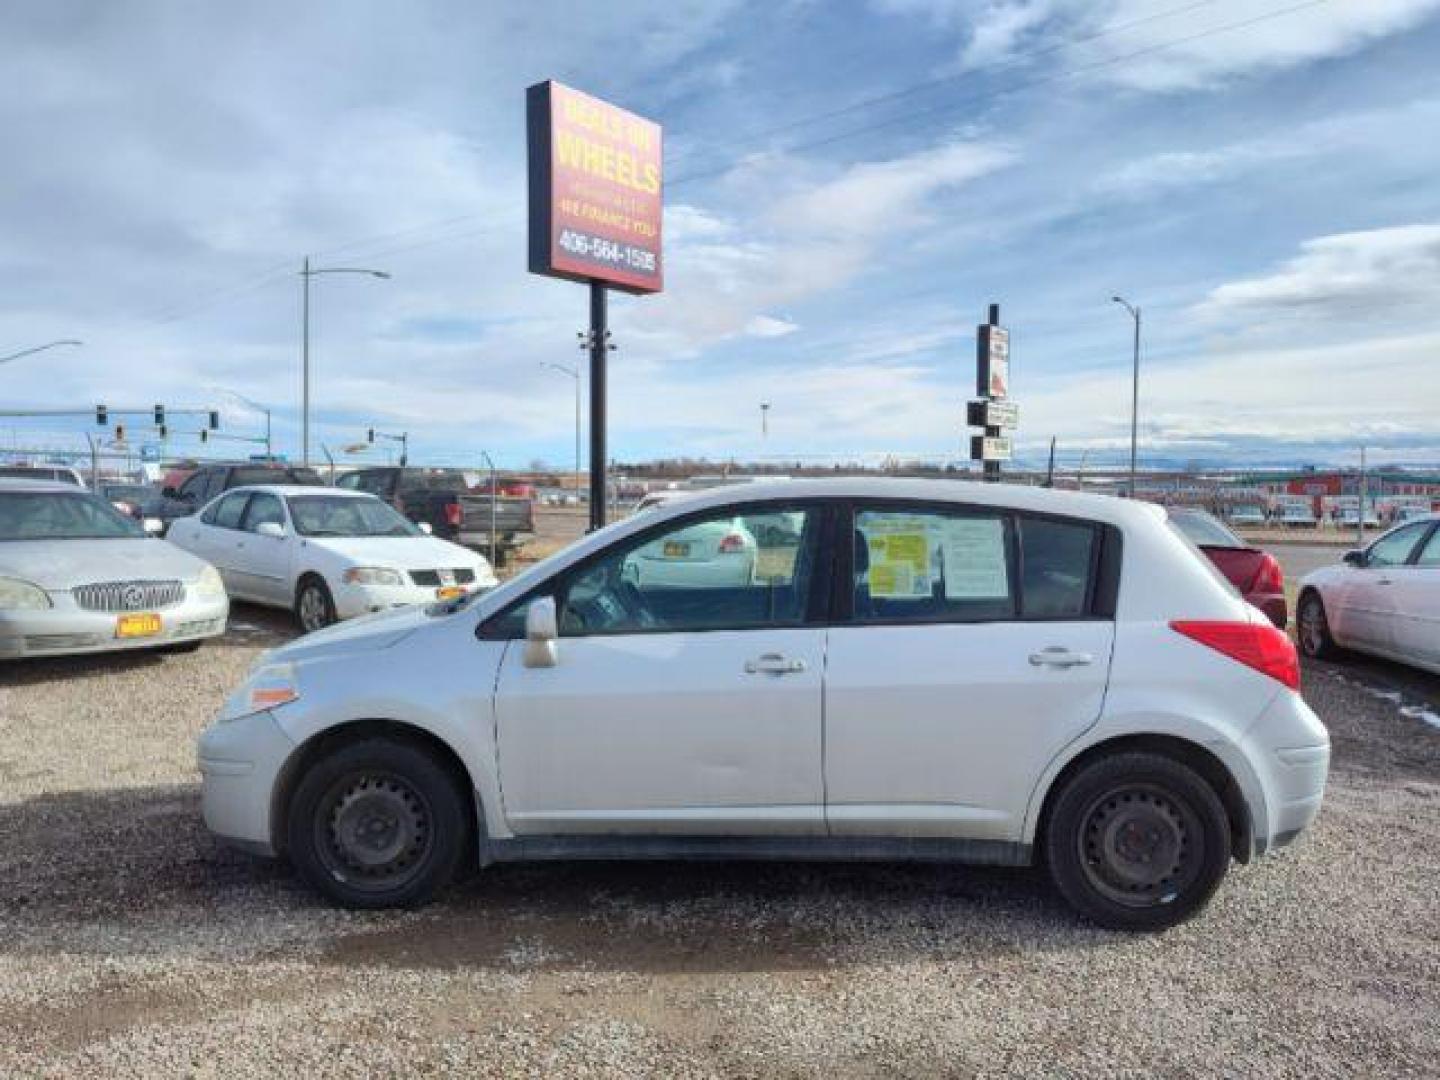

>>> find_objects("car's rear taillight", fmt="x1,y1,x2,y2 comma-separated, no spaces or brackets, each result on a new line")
443,501,464,528
1252,552,1285,594
718,533,746,554
1170,620,1300,690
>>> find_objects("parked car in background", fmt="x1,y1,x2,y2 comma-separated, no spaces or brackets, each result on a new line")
0,464,85,486
149,462,325,533
98,480,157,520
1297,513,1440,675
1278,502,1317,529
1336,507,1381,530
0,479,227,658
1165,507,1287,628
1394,506,1432,524
167,486,495,632
199,479,1327,931
1227,504,1267,527
334,467,535,566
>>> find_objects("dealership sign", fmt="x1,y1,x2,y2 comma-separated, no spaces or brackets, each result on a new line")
526,80,663,294
970,435,1012,462
976,324,1009,400
966,399,1018,430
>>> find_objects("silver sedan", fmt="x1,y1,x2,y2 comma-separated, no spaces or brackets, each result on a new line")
0,480,229,659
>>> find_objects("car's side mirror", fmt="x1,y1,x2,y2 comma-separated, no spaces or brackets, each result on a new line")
256,521,287,539
523,596,559,668
418,521,433,535
1342,549,1366,567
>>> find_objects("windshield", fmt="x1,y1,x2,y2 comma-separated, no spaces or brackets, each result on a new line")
0,491,145,540
1168,509,1244,549
287,495,419,538
102,484,151,502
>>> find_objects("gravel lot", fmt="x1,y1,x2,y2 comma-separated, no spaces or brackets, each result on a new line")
2,598,1438,1077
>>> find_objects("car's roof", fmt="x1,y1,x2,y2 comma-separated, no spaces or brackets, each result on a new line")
225,483,369,498
0,478,86,493
638,477,1166,527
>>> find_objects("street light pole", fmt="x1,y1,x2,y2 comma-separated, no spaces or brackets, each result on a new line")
1112,296,1141,498
299,259,390,467
542,362,581,496
0,339,82,366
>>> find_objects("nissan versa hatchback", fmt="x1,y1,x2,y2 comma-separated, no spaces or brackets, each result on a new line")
199,479,1329,931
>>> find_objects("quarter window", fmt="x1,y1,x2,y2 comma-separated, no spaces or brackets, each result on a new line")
209,492,250,530
1018,516,1097,618
555,506,820,635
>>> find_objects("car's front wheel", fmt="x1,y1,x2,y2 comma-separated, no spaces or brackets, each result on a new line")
286,738,470,909
1297,590,1339,660
295,576,336,634
1045,752,1231,931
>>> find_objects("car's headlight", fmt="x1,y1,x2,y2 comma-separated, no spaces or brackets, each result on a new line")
0,577,51,610
218,662,299,723
342,567,405,587
191,565,226,598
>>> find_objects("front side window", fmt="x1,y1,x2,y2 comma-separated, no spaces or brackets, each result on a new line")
556,505,820,635
1366,522,1429,567
0,492,143,540
853,507,1014,622
1415,527,1440,567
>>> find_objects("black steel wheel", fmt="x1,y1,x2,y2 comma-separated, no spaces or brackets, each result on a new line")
1045,752,1231,931
1297,591,1339,660
287,738,469,909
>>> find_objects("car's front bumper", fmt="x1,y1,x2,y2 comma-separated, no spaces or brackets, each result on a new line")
198,708,297,856
0,594,229,659
332,579,493,620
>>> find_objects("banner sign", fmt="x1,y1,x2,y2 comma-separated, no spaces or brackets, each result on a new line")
527,81,663,295
966,400,1018,429
970,434,1012,462
976,324,1009,400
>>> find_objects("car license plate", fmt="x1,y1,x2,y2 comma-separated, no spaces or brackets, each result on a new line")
115,613,162,638
663,541,690,558
436,586,466,601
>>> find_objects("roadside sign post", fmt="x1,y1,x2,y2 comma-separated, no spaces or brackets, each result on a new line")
528,80,663,530
967,304,1015,481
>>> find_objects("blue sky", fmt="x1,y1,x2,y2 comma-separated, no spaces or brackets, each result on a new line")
3,0,1440,472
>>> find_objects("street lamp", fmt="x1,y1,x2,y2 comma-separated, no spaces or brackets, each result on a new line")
300,258,390,467
208,387,273,458
760,401,770,440
541,362,581,496
1111,296,1141,498
0,339,82,365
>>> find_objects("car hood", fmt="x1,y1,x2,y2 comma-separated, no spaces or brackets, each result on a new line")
272,603,431,664
0,537,212,589
303,534,492,574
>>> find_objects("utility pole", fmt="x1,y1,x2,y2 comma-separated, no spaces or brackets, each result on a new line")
1357,445,1367,548
542,362,582,497
1044,436,1056,488
760,402,770,440
1112,296,1142,499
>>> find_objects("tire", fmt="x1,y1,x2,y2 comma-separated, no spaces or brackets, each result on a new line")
158,639,204,654
1044,752,1231,932
1297,590,1339,660
295,576,337,634
286,738,470,909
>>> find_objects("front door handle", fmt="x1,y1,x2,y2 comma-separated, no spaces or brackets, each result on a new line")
745,653,808,675
1029,647,1094,669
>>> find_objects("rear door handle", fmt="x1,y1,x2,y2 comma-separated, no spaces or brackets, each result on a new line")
745,653,808,675
1029,647,1094,668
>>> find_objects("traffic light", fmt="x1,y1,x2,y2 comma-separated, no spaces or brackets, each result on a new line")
96,404,107,426
208,410,220,430
200,429,209,444
154,404,165,426
114,423,125,443
158,423,168,438
367,427,375,444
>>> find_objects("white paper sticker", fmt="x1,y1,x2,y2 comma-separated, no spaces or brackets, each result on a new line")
939,518,1009,599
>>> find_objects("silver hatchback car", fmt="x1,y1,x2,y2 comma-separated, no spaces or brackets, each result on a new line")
0,480,229,659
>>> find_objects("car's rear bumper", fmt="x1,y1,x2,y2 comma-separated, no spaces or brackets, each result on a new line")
0,596,229,659
1241,692,1330,856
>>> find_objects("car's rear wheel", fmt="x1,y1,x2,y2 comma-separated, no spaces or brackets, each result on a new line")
1045,752,1231,931
286,738,469,909
295,576,336,633
1297,591,1339,660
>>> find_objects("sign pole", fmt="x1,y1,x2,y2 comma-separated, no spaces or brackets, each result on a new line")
588,280,608,531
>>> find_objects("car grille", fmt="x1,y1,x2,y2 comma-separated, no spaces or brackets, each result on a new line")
73,579,185,612
408,568,476,587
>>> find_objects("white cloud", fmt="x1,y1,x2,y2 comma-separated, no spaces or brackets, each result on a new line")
1192,224,1440,320
744,315,800,338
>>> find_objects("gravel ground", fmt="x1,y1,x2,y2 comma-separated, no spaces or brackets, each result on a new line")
2,603,1438,1078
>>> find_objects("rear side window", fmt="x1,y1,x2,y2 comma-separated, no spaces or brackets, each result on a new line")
1018,516,1097,618
853,508,1014,623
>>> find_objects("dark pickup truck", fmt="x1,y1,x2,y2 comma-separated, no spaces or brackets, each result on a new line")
335,467,535,564
149,462,326,533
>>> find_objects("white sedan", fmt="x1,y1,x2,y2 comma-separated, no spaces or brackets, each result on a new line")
167,485,496,632
199,478,1328,931
1297,513,1440,674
